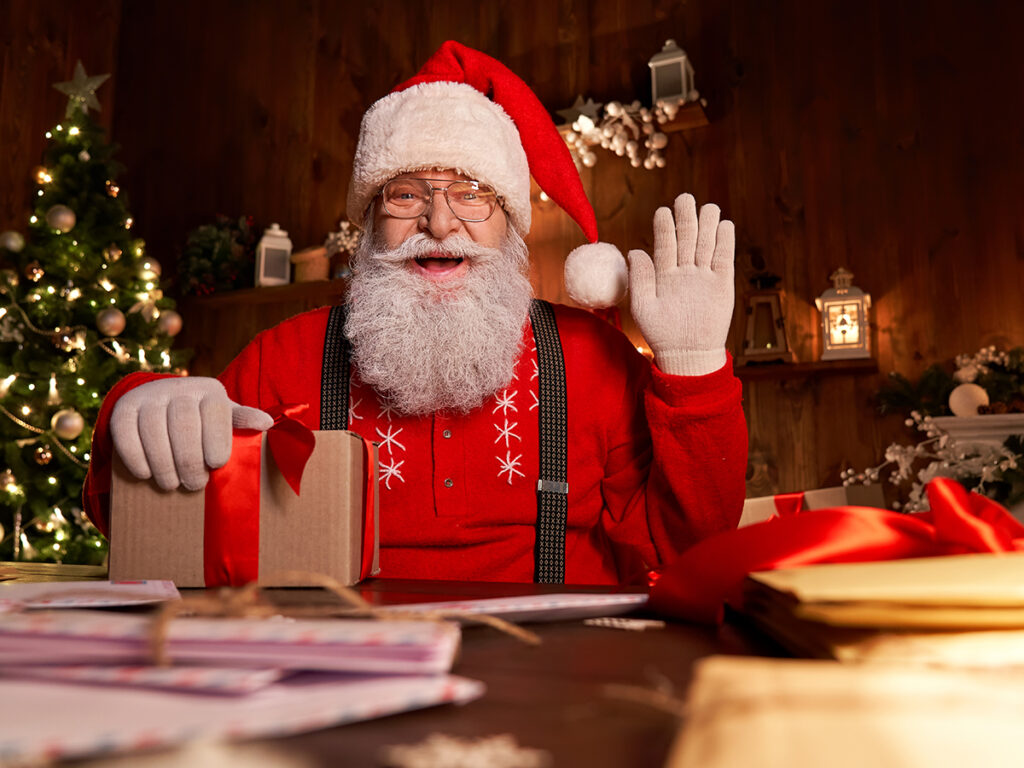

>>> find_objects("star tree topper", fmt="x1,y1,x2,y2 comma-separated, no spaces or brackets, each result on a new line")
53,61,110,117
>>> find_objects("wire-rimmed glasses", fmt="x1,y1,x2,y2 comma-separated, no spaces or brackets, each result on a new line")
380,178,500,222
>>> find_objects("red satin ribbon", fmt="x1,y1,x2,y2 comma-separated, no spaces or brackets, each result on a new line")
773,491,805,517
649,477,1024,625
203,404,315,587
359,437,377,580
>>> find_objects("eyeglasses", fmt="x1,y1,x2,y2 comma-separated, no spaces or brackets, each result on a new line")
380,178,500,223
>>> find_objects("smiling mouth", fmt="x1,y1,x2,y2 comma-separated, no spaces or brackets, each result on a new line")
413,254,467,278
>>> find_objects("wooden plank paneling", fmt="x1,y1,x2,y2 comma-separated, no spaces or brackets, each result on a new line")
7,0,1024,498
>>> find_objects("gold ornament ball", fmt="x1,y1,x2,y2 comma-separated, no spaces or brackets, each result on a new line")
96,307,126,336
51,409,85,440
104,244,123,262
34,445,53,466
45,204,76,233
24,260,44,282
0,230,25,253
157,309,183,336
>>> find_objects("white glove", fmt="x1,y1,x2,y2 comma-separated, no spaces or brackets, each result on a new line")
110,377,273,491
627,193,735,376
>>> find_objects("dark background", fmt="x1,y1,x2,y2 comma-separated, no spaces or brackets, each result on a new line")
3,0,1022,495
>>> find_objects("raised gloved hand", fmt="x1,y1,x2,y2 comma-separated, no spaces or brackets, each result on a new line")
627,193,735,376
110,377,273,491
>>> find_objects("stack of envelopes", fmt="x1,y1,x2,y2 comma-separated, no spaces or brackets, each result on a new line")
0,580,481,762
740,551,1024,666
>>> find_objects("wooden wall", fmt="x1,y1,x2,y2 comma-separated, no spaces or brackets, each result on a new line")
4,0,1023,498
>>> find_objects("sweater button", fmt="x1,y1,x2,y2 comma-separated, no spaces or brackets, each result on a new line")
442,429,452,439
444,478,454,488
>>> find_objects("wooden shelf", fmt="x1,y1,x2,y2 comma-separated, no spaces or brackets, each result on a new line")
555,99,710,139
660,100,710,132
736,358,879,381
177,279,348,376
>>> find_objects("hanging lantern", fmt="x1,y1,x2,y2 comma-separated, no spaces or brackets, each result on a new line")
648,39,697,109
814,267,872,360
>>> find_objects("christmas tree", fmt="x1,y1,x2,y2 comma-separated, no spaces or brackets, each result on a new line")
0,62,186,564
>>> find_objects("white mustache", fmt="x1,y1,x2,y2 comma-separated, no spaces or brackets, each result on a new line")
372,233,502,265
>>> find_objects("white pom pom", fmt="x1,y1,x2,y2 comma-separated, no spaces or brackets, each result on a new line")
564,241,627,309
948,382,989,416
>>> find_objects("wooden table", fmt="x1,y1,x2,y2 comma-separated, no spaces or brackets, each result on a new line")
69,579,780,768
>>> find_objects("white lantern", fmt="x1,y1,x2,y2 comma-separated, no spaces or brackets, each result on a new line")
814,267,872,360
648,39,696,107
255,223,292,286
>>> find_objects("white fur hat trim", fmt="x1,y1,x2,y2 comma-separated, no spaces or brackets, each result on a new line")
346,81,531,234
564,241,628,309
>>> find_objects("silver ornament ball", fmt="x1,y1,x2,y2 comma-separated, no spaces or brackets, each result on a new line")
157,309,183,337
96,307,127,336
51,409,85,440
45,204,76,233
139,258,162,279
0,230,25,253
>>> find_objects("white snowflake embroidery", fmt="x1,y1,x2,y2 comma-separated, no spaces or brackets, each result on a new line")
497,451,525,484
379,458,405,489
377,396,398,422
492,389,518,416
530,358,539,381
493,418,520,448
529,390,539,412
375,424,406,455
348,396,363,423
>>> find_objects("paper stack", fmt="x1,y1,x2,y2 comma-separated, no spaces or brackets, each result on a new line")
0,580,481,763
666,656,1024,768
740,551,1024,667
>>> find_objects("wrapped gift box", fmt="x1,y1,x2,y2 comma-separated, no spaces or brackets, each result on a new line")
109,429,378,587
739,484,885,528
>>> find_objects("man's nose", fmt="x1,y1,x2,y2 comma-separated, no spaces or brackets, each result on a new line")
418,189,461,239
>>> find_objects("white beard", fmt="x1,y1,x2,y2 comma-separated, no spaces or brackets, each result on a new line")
344,227,533,415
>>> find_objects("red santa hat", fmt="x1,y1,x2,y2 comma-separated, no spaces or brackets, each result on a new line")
346,40,627,309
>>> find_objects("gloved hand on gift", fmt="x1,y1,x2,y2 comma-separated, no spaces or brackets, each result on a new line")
627,193,735,376
110,377,273,491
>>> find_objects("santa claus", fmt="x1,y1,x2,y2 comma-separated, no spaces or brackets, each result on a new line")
84,41,747,585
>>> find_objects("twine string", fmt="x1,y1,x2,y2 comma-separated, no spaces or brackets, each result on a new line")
148,571,541,666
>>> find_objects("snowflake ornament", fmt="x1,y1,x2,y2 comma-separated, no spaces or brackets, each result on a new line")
493,419,520,448
376,424,406,455
492,389,518,416
380,458,405,489
497,451,525,485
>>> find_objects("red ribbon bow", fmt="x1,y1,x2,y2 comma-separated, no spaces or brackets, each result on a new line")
649,477,1024,625
202,405,376,587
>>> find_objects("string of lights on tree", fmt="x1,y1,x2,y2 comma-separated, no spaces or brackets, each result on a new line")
0,61,187,563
